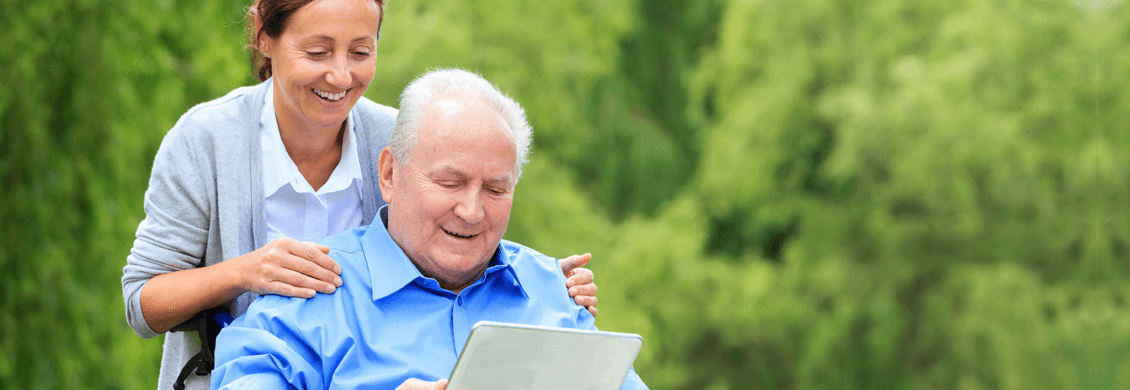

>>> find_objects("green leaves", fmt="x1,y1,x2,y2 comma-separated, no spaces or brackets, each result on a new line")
1,0,250,388
2,0,1124,388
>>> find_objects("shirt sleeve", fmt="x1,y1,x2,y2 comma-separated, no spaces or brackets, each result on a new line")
213,373,296,390
211,296,326,389
121,125,214,338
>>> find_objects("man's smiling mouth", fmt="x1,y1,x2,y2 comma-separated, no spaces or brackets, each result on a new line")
443,228,478,239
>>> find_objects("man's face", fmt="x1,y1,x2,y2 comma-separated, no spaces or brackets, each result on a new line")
379,96,517,292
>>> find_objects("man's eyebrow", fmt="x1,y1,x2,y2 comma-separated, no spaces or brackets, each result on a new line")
430,166,467,179
483,176,514,185
431,165,513,183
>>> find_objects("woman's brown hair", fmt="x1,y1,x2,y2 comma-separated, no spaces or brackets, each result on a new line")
247,0,386,81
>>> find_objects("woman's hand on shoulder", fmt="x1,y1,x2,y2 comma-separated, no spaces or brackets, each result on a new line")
235,237,344,298
560,253,598,317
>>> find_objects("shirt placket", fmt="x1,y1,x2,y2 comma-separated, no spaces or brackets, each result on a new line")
304,193,329,241
450,290,473,357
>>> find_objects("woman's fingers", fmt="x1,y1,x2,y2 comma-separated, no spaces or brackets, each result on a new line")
294,241,342,276
264,279,317,299
274,240,341,287
559,253,592,278
573,295,598,308
568,282,597,300
565,267,594,288
312,243,332,254
284,250,342,288
562,264,598,316
263,265,333,297
249,238,343,297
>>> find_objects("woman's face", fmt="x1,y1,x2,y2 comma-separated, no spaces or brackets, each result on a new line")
261,0,381,134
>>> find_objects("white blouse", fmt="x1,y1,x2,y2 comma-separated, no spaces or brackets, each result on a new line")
260,84,364,243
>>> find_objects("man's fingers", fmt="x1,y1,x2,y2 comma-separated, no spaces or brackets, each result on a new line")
587,306,599,317
396,378,447,390
396,378,426,389
559,253,591,277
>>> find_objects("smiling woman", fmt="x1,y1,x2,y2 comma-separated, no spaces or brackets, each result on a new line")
257,0,379,171
119,0,600,388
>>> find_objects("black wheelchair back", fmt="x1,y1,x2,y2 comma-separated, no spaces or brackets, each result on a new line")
169,306,234,390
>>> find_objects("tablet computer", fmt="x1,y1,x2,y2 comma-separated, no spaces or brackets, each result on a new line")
447,321,643,390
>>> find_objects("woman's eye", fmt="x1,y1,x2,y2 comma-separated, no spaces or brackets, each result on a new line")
352,51,372,58
307,51,328,58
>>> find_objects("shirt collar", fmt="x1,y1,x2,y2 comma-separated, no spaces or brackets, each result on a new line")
363,206,528,301
260,82,363,197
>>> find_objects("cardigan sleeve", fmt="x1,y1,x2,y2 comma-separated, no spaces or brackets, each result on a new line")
121,121,216,338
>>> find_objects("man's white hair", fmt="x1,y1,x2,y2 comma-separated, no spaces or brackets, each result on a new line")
388,68,533,179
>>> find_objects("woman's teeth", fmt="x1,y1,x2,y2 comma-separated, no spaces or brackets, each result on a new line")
314,89,346,102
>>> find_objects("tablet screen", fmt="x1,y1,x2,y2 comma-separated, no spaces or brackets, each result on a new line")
447,321,643,390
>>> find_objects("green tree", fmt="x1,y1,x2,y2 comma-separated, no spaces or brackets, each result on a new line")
3,0,1126,388
1,0,249,387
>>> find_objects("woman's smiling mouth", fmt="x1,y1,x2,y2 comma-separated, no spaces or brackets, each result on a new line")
313,88,347,102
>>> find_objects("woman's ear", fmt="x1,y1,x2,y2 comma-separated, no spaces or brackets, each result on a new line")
253,10,272,58
258,34,273,59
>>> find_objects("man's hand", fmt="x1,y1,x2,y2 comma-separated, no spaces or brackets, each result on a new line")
396,378,448,390
560,253,598,317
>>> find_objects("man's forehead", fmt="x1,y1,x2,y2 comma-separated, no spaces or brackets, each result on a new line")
423,95,510,134
409,95,519,182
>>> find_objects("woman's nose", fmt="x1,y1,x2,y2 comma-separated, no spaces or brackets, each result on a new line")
325,56,351,88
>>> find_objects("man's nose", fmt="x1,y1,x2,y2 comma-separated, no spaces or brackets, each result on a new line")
454,188,485,224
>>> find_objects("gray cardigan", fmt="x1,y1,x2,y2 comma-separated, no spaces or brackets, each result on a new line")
121,80,397,389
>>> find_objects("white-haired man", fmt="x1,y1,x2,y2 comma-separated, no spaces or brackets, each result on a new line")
211,69,648,390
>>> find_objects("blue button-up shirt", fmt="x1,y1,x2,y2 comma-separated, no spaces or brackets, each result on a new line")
211,207,647,389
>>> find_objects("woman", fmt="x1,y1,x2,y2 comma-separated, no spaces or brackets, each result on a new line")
121,1,598,388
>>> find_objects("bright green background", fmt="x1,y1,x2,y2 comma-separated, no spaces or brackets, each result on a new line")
1,0,1127,389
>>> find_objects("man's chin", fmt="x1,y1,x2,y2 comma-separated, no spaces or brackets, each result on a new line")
433,252,491,273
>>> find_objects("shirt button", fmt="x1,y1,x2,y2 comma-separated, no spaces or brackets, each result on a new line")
456,297,463,306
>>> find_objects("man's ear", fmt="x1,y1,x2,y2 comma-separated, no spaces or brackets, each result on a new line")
378,147,396,205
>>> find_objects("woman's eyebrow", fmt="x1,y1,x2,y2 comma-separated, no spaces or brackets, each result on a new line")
301,35,374,43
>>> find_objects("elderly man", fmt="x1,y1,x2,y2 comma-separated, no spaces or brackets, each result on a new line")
210,69,647,390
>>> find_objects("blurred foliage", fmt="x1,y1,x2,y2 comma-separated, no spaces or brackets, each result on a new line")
1,0,1125,389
